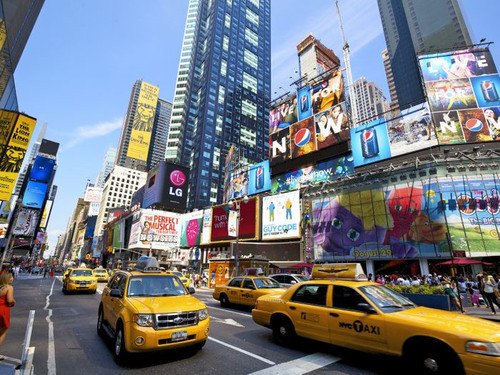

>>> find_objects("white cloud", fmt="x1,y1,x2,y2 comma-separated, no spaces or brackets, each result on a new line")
61,117,123,151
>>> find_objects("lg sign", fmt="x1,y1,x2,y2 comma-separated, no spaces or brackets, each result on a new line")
169,170,186,197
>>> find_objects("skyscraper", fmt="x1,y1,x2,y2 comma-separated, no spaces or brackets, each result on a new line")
297,34,340,82
353,77,390,125
115,80,172,172
95,147,116,189
165,0,271,209
378,0,472,109
0,0,45,110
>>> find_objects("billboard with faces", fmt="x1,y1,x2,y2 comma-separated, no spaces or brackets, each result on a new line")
269,95,298,135
419,48,500,145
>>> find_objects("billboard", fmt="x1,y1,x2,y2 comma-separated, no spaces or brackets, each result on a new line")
39,139,59,157
113,221,125,250
225,167,249,202
271,155,354,194
12,208,39,236
210,197,259,243
262,190,301,240
84,186,103,203
269,70,349,166
201,209,212,245
143,161,189,210
350,118,392,167
419,48,500,145
39,199,53,229
0,113,37,201
127,81,160,161
248,160,271,196
128,209,180,250
387,102,438,156
22,181,48,209
29,156,55,183
179,210,203,247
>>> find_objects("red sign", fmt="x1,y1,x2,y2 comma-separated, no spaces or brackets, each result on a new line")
210,198,258,242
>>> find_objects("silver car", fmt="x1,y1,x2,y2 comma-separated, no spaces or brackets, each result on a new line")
268,273,309,288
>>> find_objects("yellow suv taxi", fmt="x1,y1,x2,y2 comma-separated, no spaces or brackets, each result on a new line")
97,257,210,364
252,263,500,375
94,268,109,282
62,267,98,294
165,271,191,288
213,276,286,308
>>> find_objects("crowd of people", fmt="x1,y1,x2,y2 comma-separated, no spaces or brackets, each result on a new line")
369,272,500,315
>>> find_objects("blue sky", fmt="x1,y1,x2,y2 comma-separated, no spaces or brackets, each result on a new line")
13,0,500,255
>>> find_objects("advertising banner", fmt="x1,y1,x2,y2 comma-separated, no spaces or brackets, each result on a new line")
228,210,238,237
22,181,48,209
113,221,125,251
201,209,212,245
225,167,249,202
128,209,180,250
0,199,11,224
143,161,189,210
77,228,85,246
269,127,291,166
29,156,55,183
290,117,316,159
262,190,301,240
387,102,438,156
0,113,36,201
39,199,53,228
12,208,39,236
311,70,344,115
88,202,100,216
314,102,350,150
419,48,500,146
297,85,312,121
84,186,103,203
350,118,391,167
179,210,203,247
210,197,259,243
127,81,159,161
269,95,298,135
248,160,271,196
271,155,354,194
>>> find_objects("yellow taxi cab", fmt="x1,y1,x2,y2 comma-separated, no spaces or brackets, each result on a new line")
97,256,210,364
94,268,110,282
165,271,191,288
252,263,500,375
213,276,286,308
62,267,98,294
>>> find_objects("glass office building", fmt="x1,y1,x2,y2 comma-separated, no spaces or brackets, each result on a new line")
166,0,271,210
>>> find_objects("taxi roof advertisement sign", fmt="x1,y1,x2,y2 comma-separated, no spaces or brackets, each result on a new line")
418,48,500,144
262,190,301,240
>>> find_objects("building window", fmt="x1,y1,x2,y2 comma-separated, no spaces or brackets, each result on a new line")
221,59,227,76
245,27,258,47
244,49,258,70
243,72,258,93
225,13,231,28
218,85,225,104
246,8,259,26
223,35,229,51
241,98,257,118
248,0,259,8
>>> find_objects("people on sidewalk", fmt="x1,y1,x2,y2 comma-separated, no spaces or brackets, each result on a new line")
0,273,15,360
483,273,500,315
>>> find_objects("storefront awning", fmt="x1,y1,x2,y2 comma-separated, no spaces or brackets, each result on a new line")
269,261,301,269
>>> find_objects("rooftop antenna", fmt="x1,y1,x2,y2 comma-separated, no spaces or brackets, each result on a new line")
336,0,357,126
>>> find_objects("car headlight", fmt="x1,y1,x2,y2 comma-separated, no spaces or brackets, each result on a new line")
198,309,208,321
134,314,154,327
466,341,500,356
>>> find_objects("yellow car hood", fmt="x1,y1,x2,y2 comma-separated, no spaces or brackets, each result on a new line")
128,295,206,314
392,307,500,340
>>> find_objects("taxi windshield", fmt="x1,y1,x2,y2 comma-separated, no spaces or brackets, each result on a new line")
72,270,93,277
359,285,416,312
127,275,188,297
95,270,107,274
254,278,282,289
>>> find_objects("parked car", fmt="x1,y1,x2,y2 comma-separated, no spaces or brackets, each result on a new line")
269,273,309,288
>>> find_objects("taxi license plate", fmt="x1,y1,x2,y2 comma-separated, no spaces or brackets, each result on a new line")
171,331,187,342
77,285,87,288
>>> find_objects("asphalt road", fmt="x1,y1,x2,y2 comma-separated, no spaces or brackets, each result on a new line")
1,275,404,375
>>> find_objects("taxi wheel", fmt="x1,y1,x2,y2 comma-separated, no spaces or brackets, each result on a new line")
114,324,128,365
272,316,296,345
97,307,105,337
220,294,229,307
407,342,464,375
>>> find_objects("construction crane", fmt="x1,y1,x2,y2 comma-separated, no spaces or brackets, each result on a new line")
336,0,358,126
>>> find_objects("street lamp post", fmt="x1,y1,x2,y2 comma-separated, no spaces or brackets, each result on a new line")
229,196,249,277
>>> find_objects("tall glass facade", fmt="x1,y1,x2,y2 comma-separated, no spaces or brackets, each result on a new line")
378,0,472,109
166,0,271,210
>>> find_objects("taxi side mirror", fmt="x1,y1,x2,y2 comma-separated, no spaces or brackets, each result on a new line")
110,289,123,298
357,303,376,314
188,287,196,294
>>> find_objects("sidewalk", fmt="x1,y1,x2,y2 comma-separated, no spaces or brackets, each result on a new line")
463,305,500,322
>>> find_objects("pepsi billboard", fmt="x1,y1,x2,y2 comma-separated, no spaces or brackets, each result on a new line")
22,180,48,209
418,48,500,145
350,118,392,167
269,69,350,167
29,156,55,183
248,160,271,195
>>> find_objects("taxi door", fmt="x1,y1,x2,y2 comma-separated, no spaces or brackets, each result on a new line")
103,273,127,330
226,277,243,304
240,278,257,306
329,285,387,352
285,284,331,344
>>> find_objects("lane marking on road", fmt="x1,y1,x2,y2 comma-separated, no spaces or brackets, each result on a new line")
210,317,245,327
44,279,57,375
248,353,341,375
208,337,275,365
208,306,252,318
